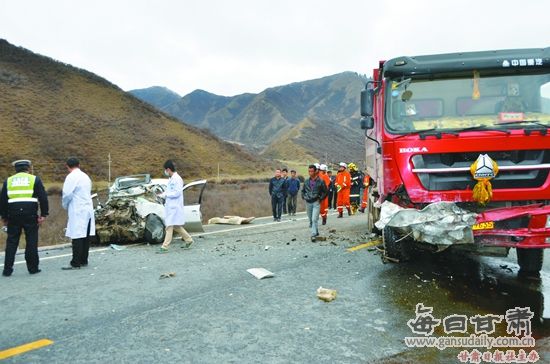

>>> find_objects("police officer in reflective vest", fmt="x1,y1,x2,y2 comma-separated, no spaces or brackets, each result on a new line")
0,160,49,277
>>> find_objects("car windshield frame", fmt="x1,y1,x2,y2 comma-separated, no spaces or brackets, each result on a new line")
384,69,550,135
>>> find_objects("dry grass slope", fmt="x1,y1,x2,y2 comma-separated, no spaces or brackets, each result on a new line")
0,39,271,182
261,118,317,161
261,117,365,166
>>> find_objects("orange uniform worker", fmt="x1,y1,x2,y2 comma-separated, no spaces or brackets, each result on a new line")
318,164,331,225
335,162,352,218
360,174,371,213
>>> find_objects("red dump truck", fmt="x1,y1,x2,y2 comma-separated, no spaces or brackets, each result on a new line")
360,48,550,276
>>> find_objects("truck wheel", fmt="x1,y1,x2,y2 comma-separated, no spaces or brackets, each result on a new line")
144,214,166,244
382,226,410,262
517,248,543,276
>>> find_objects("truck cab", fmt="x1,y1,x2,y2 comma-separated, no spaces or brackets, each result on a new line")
361,48,550,276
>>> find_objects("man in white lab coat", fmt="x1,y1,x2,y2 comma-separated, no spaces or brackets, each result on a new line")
158,160,193,253
61,158,96,269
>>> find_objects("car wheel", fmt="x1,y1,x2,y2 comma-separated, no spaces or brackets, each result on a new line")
144,214,165,244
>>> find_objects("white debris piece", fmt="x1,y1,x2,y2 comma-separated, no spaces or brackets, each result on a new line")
246,268,274,279
208,216,256,225
375,201,477,246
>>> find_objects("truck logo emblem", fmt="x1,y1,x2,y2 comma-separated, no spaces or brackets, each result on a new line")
470,154,500,205
399,147,428,153
471,154,497,179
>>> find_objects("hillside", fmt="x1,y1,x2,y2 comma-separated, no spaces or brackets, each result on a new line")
0,39,271,182
131,72,369,160
129,86,181,110
262,117,365,166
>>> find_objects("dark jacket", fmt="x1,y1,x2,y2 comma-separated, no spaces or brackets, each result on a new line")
0,175,49,220
287,177,300,196
269,177,287,199
301,176,328,203
328,176,336,193
350,170,365,194
282,176,289,196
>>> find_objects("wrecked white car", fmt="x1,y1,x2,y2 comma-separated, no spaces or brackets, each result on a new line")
94,174,206,244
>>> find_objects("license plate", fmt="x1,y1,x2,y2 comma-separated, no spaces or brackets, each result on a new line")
472,221,494,230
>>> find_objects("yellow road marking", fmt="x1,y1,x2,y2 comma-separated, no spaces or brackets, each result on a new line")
0,339,54,360
346,240,382,252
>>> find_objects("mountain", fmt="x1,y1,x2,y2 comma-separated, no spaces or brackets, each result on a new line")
0,39,271,182
261,117,365,166
133,72,369,163
129,86,181,110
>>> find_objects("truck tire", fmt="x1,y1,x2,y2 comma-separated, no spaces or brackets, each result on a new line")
382,226,410,262
517,248,543,276
144,214,166,244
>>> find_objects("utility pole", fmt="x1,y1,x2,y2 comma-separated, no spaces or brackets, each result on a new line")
108,153,112,186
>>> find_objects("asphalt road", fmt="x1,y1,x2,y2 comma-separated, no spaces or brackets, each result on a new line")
1,211,550,363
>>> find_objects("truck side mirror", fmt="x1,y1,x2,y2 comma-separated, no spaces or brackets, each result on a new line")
360,82,375,117
360,117,374,130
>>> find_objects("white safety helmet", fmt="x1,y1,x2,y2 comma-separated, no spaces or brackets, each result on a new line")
339,162,347,168
314,163,320,170
319,164,327,171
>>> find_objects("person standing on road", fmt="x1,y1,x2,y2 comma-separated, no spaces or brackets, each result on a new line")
269,168,287,222
302,164,328,242
335,162,352,218
281,168,289,215
1,160,49,277
61,158,96,270
286,170,300,216
158,160,194,253
318,164,331,225
327,170,336,210
360,173,371,213
348,163,364,215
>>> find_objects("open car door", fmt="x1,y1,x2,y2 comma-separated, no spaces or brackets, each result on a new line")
183,179,207,232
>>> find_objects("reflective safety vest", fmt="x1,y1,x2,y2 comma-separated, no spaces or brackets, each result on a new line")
7,172,37,203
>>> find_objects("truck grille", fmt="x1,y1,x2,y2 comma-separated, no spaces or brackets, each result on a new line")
412,150,550,191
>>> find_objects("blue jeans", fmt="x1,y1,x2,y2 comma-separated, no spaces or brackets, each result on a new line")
306,201,320,237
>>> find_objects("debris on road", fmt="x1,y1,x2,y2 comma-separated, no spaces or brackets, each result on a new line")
110,244,127,251
317,287,337,302
264,245,271,251
246,268,274,279
346,239,382,252
159,272,176,279
208,216,255,225
500,264,514,273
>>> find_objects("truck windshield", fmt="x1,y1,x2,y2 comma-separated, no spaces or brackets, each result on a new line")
385,71,550,134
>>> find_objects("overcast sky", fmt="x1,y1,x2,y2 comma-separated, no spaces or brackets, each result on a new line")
1,0,548,96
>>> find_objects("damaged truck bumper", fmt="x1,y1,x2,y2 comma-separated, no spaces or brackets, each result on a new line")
473,203,550,248
376,201,550,249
